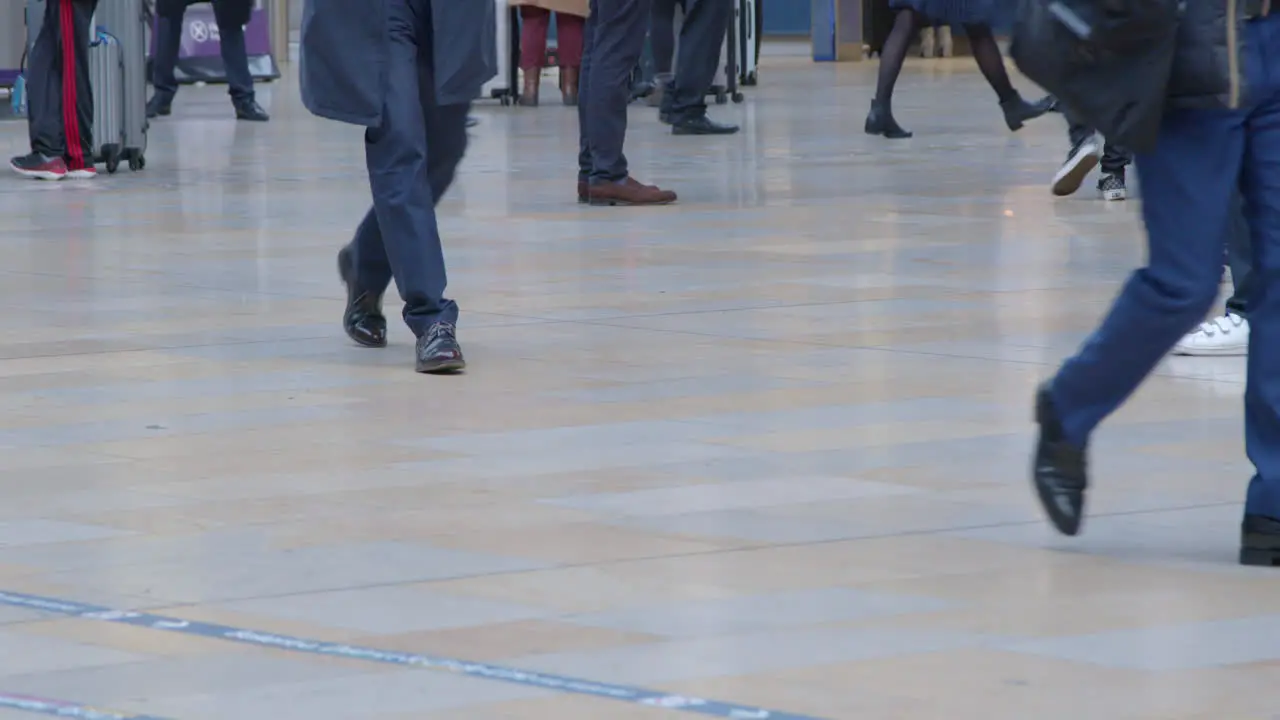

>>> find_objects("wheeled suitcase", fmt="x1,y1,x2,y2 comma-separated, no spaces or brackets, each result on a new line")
88,30,126,171
91,0,149,172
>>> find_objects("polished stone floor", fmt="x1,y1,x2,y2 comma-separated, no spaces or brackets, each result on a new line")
0,48,1273,720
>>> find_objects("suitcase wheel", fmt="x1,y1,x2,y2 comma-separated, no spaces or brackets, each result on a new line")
743,72,758,87
732,92,745,103
129,154,144,172
714,91,728,105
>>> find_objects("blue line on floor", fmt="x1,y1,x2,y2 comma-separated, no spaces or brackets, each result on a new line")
0,590,829,720
0,691,171,720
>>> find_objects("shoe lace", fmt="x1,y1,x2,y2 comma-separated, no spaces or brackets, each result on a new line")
428,322,456,340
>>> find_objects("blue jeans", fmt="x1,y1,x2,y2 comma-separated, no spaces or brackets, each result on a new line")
1050,13,1280,519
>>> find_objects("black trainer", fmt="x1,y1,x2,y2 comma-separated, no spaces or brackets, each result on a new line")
415,322,465,374
1032,384,1089,536
1240,515,1280,567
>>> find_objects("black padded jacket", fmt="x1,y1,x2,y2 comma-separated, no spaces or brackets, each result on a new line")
1166,0,1248,109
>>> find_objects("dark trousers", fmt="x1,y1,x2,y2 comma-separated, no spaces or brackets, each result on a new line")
152,0,255,102
1066,110,1131,174
1049,14,1280,520
1226,192,1255,317
27,0,98,169
348,0,465,337
578,0,651,183
661,0,732,119
651,0,677,75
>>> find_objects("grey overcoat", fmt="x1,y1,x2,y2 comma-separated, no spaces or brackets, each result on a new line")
299,0,498,127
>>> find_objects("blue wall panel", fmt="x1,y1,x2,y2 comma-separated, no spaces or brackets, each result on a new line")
763,0,811,35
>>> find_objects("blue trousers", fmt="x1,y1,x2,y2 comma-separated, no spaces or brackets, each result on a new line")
578,0,651,183
1051,13,1280,519
349,0,466,336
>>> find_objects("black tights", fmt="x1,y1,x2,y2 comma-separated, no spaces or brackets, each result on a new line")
874,10,1018,107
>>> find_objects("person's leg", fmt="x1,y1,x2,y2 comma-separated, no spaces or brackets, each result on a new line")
64,0,98,175
650,0,677,75
14,0,70,178
1051,105,1101,197
149,0,187,113
1226,194,1254,318
865,9,917,138
577,0,598,198
556,13,585,105
964,23,1053,131
519,6,550,105
1033,103,1243,535
1240,16,1280,540
1096,141,1131,200
1171,191,1252,356
582,0,650,183
665,0,737,133
360,0,460,368
212,0,268,119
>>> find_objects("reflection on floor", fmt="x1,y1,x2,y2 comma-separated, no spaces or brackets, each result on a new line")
0,52,1270,720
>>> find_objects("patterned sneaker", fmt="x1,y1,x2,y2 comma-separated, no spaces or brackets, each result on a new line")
10,152,67,181
1172,313,1249,356
1098,171,1127,201
1051,135,1100,196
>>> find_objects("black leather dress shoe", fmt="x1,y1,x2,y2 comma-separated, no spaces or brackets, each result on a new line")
1032,384,1089,536
415,322,465,374
672,115,740,135
146,95,172,119
1240,515,1280,567
337,247,387,348
235,99,270,122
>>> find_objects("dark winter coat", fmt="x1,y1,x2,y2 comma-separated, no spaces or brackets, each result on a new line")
298,0,497,127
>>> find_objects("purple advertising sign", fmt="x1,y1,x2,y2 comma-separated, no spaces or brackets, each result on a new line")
148,5,280,84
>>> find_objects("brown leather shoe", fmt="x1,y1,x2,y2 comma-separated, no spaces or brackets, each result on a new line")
520,69,540,107
587,177,677,206
560,66,580,106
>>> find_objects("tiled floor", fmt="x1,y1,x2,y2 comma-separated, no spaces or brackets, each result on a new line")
0,48,1273,720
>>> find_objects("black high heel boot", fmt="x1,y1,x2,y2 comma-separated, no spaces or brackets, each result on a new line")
864,100,912,139
1001,93,1057,131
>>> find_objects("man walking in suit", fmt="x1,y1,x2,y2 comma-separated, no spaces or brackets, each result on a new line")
300,0,495,373
10,0,100,180
577,0,678,205
147,0,269,121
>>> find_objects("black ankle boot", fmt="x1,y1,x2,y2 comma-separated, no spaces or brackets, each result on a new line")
864,100,912,139
1001,93,1056,131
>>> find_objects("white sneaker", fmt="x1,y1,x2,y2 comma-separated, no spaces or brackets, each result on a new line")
1172,313,1249,356
920,28,936,57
